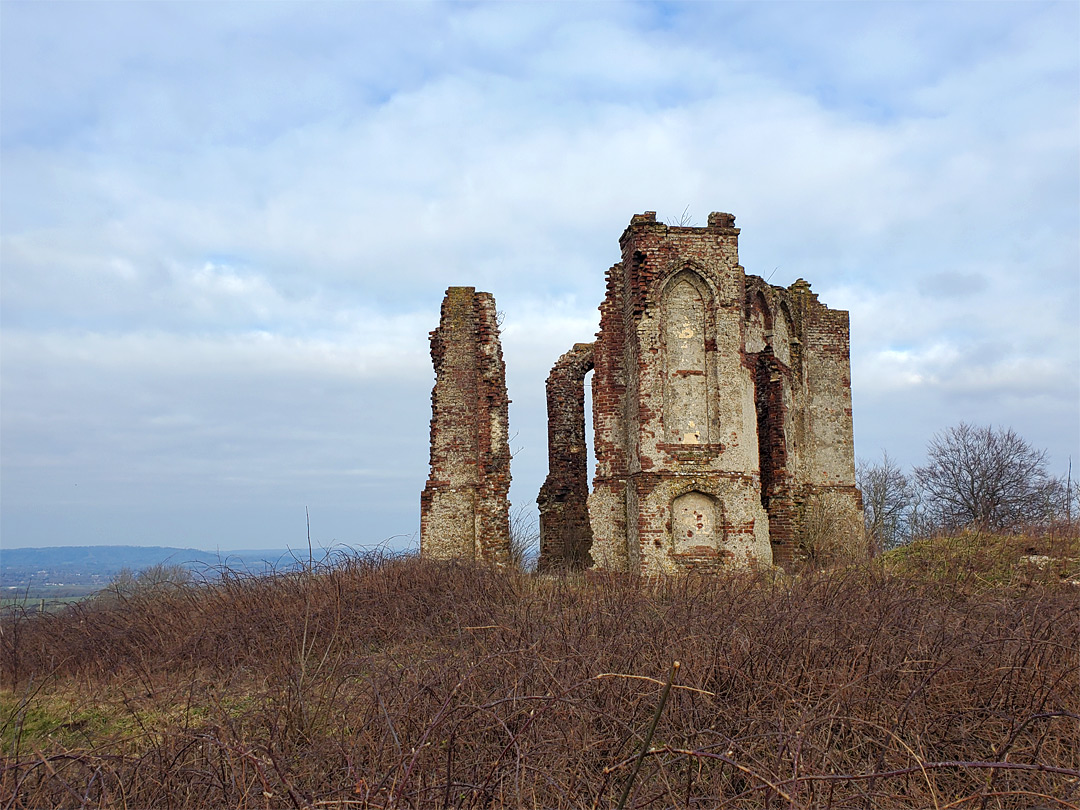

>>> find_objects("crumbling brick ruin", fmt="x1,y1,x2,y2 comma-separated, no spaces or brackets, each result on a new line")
536,342,596,572
421,213,861,574
538,212,861,573
420,287,511,563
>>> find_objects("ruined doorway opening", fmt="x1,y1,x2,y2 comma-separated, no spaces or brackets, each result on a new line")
755,352,785,511
584,368,595,487
536,342,595,571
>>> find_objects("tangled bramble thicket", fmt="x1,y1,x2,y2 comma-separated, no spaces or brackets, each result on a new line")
2,540,1078,809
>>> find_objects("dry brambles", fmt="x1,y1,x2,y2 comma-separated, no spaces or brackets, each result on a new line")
1,545,1078,809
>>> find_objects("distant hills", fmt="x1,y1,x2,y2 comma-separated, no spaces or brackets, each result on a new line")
1,545,301,591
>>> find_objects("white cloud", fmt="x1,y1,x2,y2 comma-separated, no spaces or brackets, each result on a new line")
2,1,1076,549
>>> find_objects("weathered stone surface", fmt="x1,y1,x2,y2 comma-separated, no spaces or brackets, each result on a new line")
537,342,595,571
418,213,861,574
420,287,511,563
542,211,861,573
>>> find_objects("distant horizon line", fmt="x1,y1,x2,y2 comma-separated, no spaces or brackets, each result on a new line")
1,541,418,555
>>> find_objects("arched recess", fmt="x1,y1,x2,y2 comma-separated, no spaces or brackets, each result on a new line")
755,349,786,510
672,490,722,554
661,269,714,445
746,290,772,354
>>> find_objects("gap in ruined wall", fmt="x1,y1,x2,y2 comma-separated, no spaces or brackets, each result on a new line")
584,368,595,487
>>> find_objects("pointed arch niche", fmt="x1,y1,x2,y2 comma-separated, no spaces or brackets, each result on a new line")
661,269,715,445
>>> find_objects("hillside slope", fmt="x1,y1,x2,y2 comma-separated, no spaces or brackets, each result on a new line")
2,544,1078,809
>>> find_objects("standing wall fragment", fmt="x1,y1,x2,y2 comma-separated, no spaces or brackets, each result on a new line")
420,287,511,563
539,211,862,574
537,342,595,571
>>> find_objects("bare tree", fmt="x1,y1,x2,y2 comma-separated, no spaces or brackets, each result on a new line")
857,450,914,552
913,423,1056,533
905,482,936,542
1025,468,1080,531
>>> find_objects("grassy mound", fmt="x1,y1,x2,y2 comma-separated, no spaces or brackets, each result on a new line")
2,547,1078,808
881,529,1080,586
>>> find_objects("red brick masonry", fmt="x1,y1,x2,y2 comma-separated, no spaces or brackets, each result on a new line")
420,287,511,563
539,212,861,573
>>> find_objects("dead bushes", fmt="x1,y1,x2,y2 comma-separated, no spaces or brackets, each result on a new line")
2,553,1078,808
799,490,867,566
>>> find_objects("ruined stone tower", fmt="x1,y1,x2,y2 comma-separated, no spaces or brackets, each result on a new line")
420,287,511,563
538,212,861,573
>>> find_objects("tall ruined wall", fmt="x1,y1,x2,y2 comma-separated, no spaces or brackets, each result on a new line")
420,287,511,563
785,279,863,563
539,211,860,574
419,213,859,574
743,276,860,568
537,342,595,571
586,212,773,574
789,280,858,488
744,277,801,567
586,263,632,571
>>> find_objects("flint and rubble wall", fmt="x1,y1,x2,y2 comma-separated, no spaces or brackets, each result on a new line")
424,213,861,575
583,212,773,575
420,287,511,563
537,342,595,570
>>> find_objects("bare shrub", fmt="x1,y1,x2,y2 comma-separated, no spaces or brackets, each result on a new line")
96,562,193,603
2,551,1077,809
799,490,866,566
507,504,539,572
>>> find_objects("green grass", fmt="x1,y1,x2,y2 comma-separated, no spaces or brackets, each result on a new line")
1,690,136,755
880,529,1080,586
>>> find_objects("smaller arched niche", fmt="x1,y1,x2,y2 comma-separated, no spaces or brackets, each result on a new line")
672,490,721,554
661,270,713,445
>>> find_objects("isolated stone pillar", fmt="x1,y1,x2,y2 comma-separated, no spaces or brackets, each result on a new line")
537,342,595,571
420,287,511,563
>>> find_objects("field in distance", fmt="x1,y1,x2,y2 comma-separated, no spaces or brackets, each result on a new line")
1,545,298,605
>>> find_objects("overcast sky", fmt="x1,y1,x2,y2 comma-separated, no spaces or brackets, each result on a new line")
2,1,1077,552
